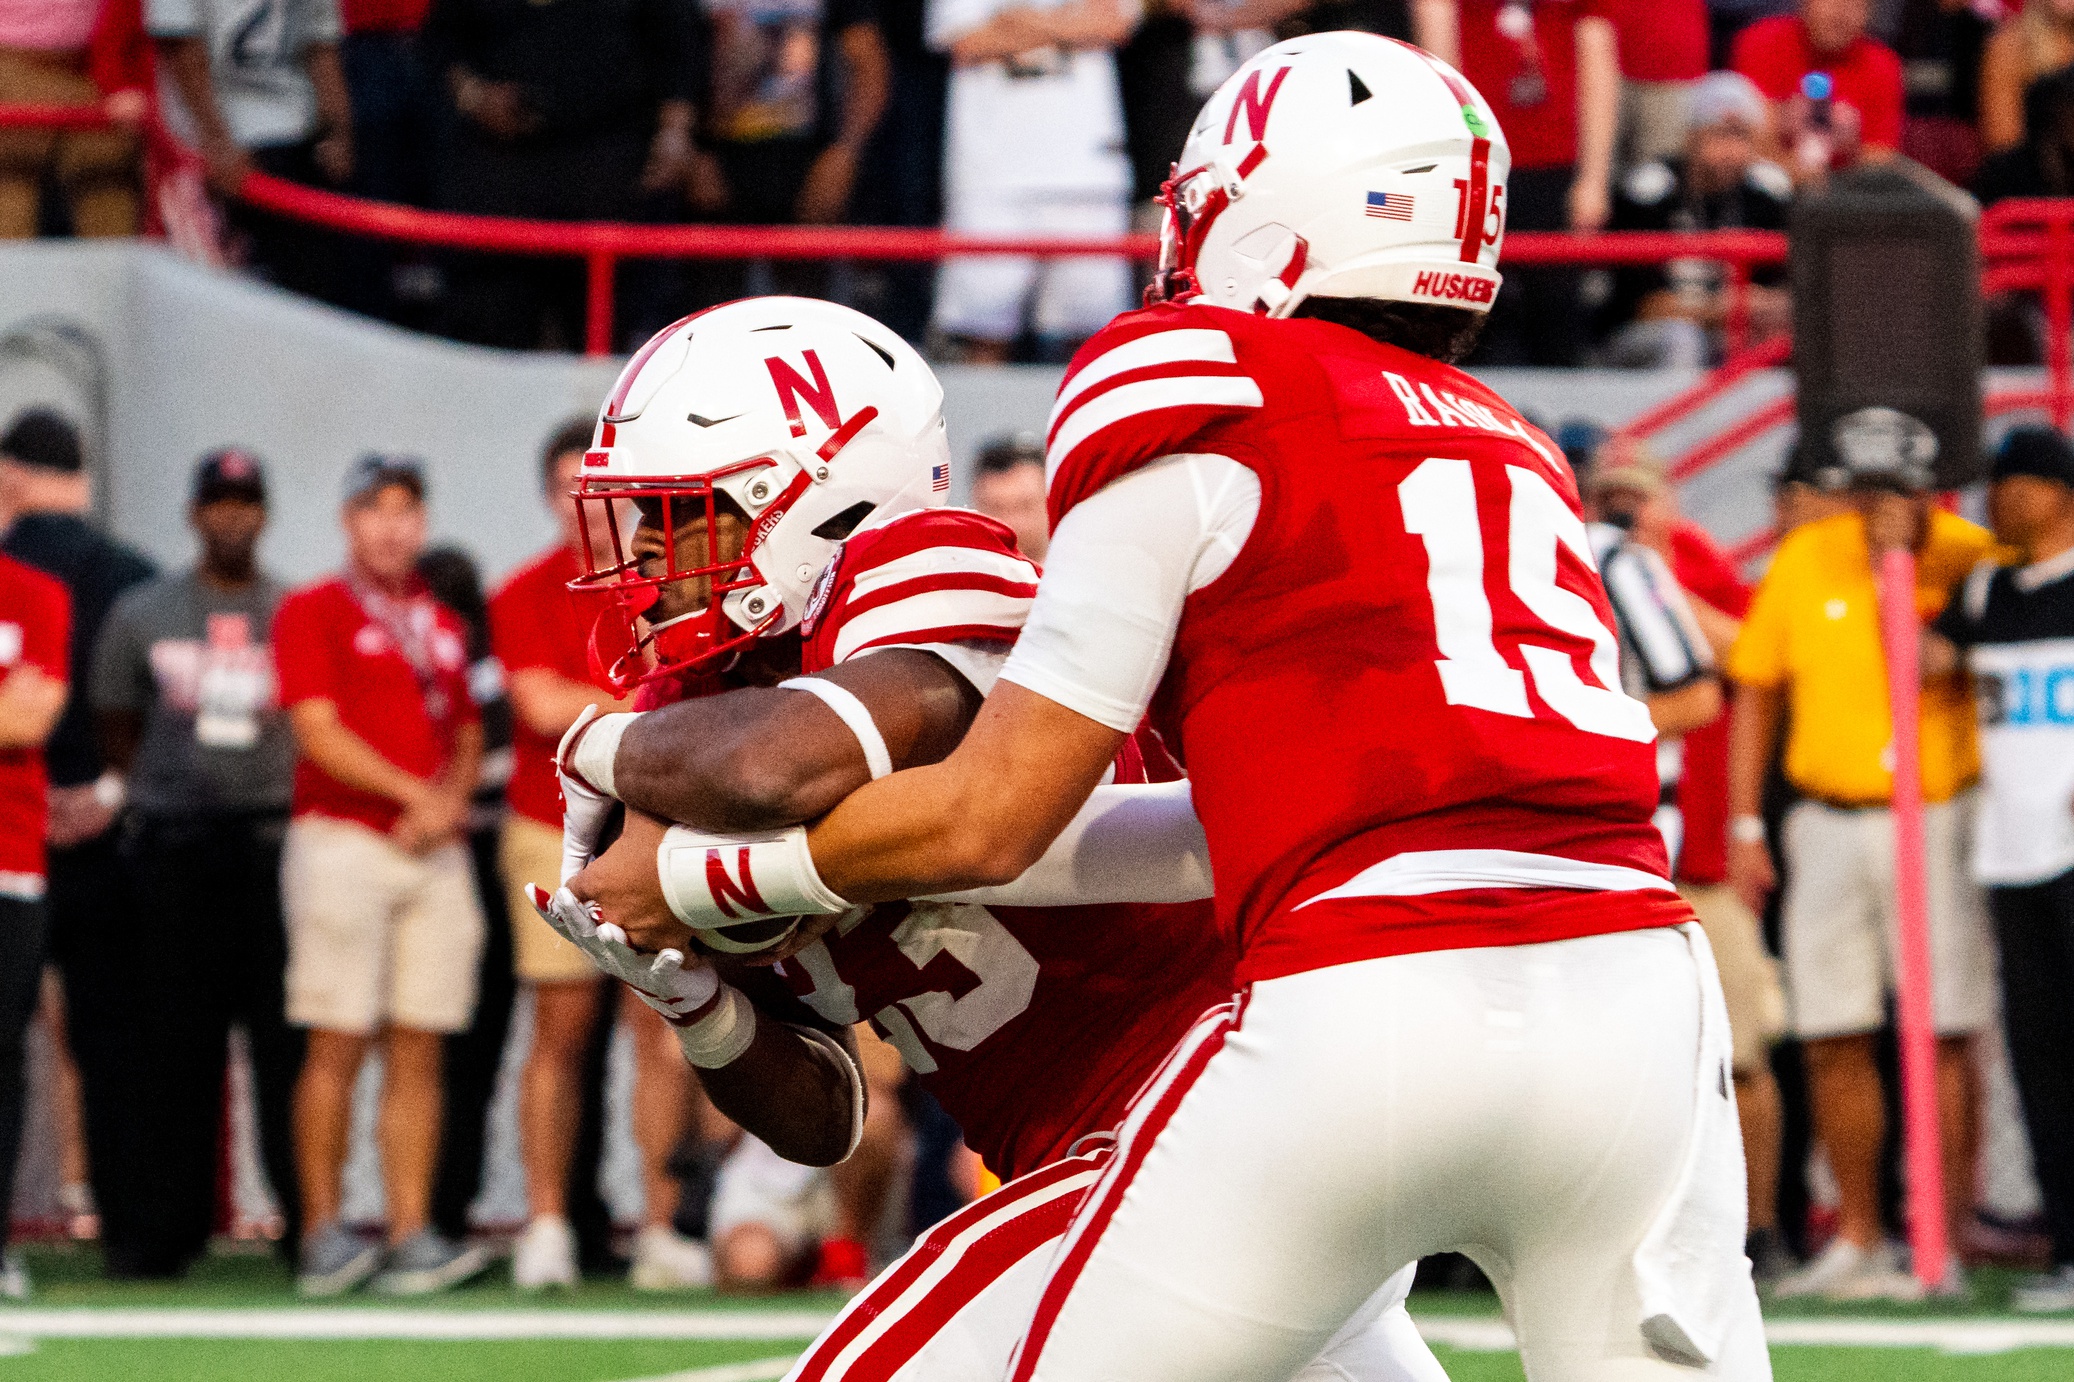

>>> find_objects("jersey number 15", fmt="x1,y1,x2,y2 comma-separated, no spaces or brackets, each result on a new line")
1399,457,1654,742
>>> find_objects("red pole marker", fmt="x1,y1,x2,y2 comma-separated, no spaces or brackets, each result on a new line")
1879,546,1948,1293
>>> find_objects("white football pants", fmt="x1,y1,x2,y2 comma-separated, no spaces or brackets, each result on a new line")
1011,924,1773,1382
787,1143,1442,1382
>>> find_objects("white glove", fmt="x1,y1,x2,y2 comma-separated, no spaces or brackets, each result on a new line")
555,705,640,885
527,884,759,1066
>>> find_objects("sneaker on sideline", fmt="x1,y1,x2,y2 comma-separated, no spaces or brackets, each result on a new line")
629,1225,713,1291
512,1216,579,1291
370,1229,492,1297
1771,1237,1912,1300
2014,1264,2074,1313
0,1252,27,1300
297,1222,383,1298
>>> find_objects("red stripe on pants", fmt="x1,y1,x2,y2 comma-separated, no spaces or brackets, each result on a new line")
1006,1003,1239,1382
792,1153,1100,1382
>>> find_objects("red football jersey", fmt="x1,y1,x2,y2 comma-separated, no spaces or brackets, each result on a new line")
661,507,1233,1179
1045,302,1688,985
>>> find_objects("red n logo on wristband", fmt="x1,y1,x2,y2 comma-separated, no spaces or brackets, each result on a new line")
706,846,773,918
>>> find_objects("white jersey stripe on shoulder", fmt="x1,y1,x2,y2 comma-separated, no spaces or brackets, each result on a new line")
1293,849,1676,909
1049,329,1240,434
831,588,1035,664
846,544,1040,603
1046,375,1265,483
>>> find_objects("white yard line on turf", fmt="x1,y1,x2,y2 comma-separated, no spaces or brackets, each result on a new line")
0,1308,836,1341
1413,1315,2074,1355
613,1357,797,1382
6,1308,2074,1355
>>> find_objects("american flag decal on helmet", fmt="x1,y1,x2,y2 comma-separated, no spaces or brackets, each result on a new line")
1365,191,1415,221
931,463,950,493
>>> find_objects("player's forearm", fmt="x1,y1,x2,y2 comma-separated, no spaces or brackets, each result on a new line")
927,780,1213,907
807,682,1124,902
613,650,979,833
1725,682,1783,819
615,688,877,833
694,1016,861,1167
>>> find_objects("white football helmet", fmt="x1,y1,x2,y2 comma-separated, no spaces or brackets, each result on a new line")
1153,33,1511,318
573,297,950,690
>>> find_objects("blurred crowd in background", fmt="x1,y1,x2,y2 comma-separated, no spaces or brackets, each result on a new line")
8,0,2074,363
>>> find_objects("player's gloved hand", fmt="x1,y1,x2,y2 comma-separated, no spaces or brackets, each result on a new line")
556,705,640,884
656,821,849,941
527,883,757,1068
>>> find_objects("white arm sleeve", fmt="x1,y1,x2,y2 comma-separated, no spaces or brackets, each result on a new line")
926,780,1213,907
999,454,1260,732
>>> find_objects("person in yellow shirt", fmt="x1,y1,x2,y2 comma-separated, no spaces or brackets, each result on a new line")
1725,442,1996,1302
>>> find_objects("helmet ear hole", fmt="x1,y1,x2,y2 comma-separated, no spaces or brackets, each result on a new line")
811,500,877,541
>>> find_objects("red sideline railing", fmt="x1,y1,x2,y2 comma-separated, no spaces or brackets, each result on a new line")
0,101,1791,356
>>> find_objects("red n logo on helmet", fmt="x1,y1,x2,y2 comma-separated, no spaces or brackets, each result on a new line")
1223,66,1290,145
766,351,841,438
705,846,772,919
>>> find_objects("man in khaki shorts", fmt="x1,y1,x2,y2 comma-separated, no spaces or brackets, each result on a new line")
273,456,488,1297
488,420,710,1291
1727,440,1998,1301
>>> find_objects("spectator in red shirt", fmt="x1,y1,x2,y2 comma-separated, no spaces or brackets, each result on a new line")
274,454,490,1298
490,420,714,1293
0,553,67,1300
1449,0,1620,365
1732,0,1902,183
1600,0,1709,164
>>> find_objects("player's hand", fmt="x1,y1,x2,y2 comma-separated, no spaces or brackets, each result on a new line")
527,882,722,1023
1728,838,1775,915
568,807,692,955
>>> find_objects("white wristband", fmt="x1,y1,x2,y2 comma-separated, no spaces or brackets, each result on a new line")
658,824,850,927
674,984,758,1068
778,677,893,780
1730,815,1767,845
571,711,641,798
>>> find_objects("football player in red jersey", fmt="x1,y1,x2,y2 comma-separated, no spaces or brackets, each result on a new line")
585,36,1771,1382
537,297,1445,1381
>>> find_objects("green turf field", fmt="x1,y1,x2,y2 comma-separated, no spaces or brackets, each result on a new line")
4,1246,2073,1380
